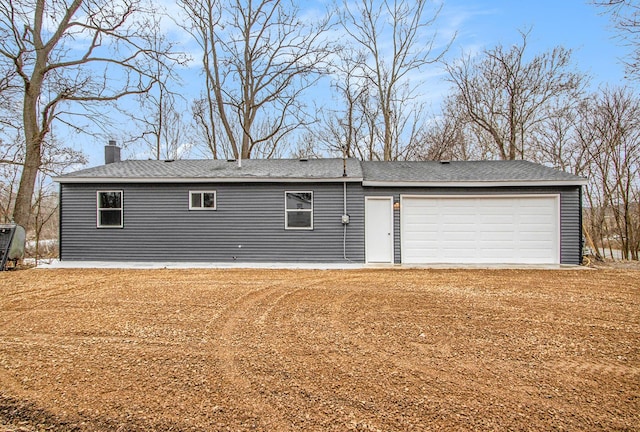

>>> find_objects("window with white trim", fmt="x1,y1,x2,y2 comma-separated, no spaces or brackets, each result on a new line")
97,191,123,228
285,191,313,230
189,191,216,210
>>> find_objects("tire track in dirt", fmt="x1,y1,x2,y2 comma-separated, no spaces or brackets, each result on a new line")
202,282,302,430
255,275,378,429
1,285,82,307
1,270,113,301
0,286,94,334
321,281,521,429
253,274,398,429
549,359,640,378
0,273,114,331
203,273,351,429
289,275,448,430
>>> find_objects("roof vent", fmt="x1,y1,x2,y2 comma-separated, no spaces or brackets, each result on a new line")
299,157,308,162
227,158,236,162
439,160,451,164
164,159,175,163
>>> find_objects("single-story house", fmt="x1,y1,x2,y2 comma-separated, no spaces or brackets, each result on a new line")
53,145,587,265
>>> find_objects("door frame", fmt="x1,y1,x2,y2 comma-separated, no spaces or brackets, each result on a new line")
365,196,394,264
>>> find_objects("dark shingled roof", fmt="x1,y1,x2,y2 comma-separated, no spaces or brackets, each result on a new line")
361,160,585,185
55,158,363,182
54,158,586,185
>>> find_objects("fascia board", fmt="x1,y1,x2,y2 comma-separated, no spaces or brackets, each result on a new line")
362,179,588,187
53,176,364,184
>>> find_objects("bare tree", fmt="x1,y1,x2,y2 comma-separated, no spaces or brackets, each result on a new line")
292,131,326,159
414,95,473,161
129,20,189,161
0,0,175,228
133,84,191,161
0,57,18,117
337,0,451,161
310,47,370,159
593,0,640,80
529,104,592,175
179,0,330,160
0,95,23,222
0,158,21,223
577,87,640,260
192,97,220,158
444,31,585,161
31,174,58,264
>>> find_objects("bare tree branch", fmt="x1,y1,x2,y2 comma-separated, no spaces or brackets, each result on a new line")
0,0,179,227
444,30,586,160
179,0,331,159
337,0,453,160
593,0,640,80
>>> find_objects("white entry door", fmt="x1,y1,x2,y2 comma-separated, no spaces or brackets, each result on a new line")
365,197,394,263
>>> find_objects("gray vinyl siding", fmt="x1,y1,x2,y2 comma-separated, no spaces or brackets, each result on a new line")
60,182,365,262
560,186,582,265
60,182,582,265
362,185,582,265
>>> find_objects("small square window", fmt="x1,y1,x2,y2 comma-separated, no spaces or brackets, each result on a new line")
189,191,217,210
97,191,123,228
285,191,313,230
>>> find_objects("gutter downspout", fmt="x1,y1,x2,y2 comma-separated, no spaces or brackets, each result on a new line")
343,180,350,261
342,157,354,262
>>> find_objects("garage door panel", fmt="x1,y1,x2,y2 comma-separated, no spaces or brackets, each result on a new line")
441,224,476,233
480,224,515,233
481,205,512,213
480,215,515,224
521,248,553,257
442,240,478,248
479,231,515,241
441,249,476,259
401,195,559,265
519,200,546,208
522,240,556,250
442,232,477,242
520,214,553,224
409,234,440,243
520,232,554,241
481,249,518,259
441,200,475,208
444,215,478,224
404,204,435,214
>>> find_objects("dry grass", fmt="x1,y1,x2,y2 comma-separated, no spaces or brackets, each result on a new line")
0,268,639,431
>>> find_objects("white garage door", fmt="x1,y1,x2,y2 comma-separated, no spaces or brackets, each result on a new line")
401,195,560,264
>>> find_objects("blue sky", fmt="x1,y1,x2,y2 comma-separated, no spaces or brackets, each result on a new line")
79,0,635,166
440,0,631,87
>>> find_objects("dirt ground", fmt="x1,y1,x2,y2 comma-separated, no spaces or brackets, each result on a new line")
0,268,638,431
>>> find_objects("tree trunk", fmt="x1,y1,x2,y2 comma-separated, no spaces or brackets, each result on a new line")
383,109,393,160
13,140,42,228
11,0,49,229
13,80,44,228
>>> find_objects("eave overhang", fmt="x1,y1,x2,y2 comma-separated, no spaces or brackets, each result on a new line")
53,176,364,184
362,179,588,187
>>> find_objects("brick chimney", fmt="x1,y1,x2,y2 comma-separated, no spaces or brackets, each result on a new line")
105,140,121,164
